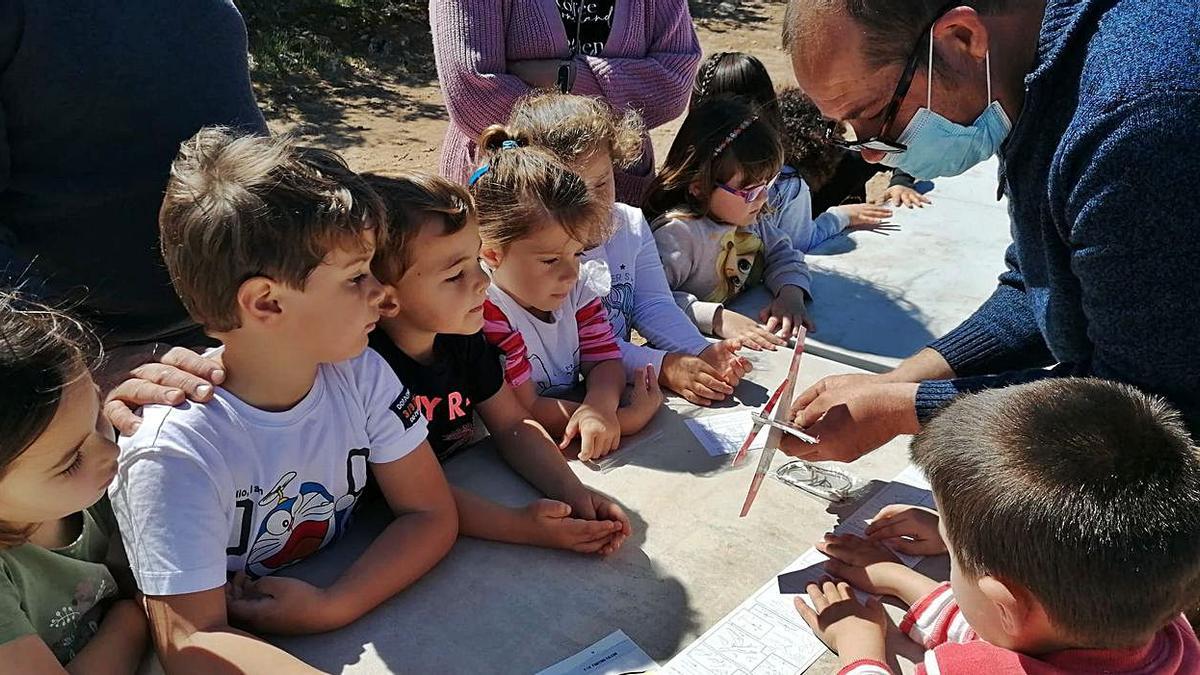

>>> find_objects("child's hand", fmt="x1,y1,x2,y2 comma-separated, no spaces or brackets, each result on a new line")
866,504,946,555
699,338,752,386
620,365,663,432
840,203,896,230
661,353,734,405
522,499,625,554
226,572,342,635
562,489,633,555
816,533,909,597
760,285,815,338
562,402,621,462
713,307,786,351
794,580,888,660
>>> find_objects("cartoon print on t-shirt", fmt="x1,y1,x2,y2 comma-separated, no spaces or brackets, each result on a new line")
706,229,764,303
602,282,635,339
245,471,356,578
529,349,581,396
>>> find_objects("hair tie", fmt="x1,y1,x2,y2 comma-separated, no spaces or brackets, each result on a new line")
468,164,490,187
712,115,759,158
500,139,520,150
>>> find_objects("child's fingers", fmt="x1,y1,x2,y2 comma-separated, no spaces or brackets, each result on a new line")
865,520,910,540
777,315,794,339
645,364,659,392
806,583,830,610
764,316,781,334
579,429,594,462
559,420,578,452
794,596,820,627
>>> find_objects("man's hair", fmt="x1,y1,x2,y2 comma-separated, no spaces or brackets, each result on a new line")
912,379,1200,646
508,92,644,171
783,0,1025,67
364,173,474,285
160,127,385,332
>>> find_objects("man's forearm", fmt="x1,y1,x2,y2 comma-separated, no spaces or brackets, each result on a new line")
884,348,956,384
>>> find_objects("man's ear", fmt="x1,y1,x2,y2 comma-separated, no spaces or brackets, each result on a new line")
979,574,1030,639
378,283,401,318
236,276,283,325
479,245,503,269
933,6,990,64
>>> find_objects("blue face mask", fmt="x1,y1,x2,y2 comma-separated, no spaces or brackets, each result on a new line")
881,43,1012,179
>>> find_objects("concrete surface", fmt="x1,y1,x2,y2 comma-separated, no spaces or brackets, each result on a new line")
262,349,938,674
729,157,1013,373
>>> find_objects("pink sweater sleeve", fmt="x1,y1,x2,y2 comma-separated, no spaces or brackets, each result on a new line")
430,0,533,141
570,0,701,128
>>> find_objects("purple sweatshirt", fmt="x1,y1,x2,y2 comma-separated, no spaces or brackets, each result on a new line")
430,0,701,205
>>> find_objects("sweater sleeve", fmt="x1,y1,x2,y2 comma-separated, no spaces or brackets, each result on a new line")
627,210,712,355
430,0,533,141
1054,90,1200,433
756,216,812,297
926,243,1053,377
888,170,917,190
898,582,976,649
653,218,722,333
569,0,700,128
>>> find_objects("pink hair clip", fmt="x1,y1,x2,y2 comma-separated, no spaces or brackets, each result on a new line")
712,115,759,157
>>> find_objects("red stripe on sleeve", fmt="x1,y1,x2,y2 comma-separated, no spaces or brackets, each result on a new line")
482,300,532,387
575,297,622,363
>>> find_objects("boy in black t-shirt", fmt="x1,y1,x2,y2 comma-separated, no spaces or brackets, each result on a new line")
365,173,631,554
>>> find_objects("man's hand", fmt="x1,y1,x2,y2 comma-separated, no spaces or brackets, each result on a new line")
879,185,931,208
713,308,786,351
103,345,224,435
782,381,920,463
866,504,946,556
520,499,625,554
760,285,814,338
794,581,888,662
226,573,344,635
561,402,621,462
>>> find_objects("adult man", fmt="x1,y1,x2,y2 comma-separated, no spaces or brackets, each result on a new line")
780,0,1200,461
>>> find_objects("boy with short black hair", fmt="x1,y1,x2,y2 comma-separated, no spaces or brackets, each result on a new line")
797,378,1200,674
364,172,630,554
110,128,457,672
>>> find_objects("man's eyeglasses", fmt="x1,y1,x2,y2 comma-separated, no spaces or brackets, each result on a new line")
716,174,778,204
824,2,958,154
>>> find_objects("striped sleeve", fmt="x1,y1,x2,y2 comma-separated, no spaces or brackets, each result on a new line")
575,297,623,364
899,582,977,649
482,300,532,387
838,659,893,675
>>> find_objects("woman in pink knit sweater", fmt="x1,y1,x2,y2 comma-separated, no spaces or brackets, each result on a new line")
431,0,701,206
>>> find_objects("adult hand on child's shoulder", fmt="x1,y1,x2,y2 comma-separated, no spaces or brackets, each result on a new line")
227,572,345,635
103,345,224,435
760,285,815,338
713,308,786,351
794,580,889,661
522,499,625,555
866,504,945,556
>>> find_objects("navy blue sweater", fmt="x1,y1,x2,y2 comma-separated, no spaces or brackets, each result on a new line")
0,1,266,344
916,0,1200,435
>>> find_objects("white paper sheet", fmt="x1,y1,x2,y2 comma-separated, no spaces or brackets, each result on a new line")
665,466,936,675
535,630,657,675
685,412,765,457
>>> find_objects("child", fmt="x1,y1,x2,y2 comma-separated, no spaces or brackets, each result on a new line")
109,128,457,672
797,378,1200,674
471,131,662,462
364,172,630,554
505,91,751,407
690,52,899,253
0,295,147,672
644,96,813,349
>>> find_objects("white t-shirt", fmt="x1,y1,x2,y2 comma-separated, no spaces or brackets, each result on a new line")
583,203,713,378
109,348,428,596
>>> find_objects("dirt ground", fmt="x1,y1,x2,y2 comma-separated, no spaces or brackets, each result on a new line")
263,1,797,177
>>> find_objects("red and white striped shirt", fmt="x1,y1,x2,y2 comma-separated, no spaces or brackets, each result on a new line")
482,282,622,395
839,583,1200,675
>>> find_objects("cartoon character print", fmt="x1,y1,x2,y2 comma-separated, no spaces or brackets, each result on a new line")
529,349,581,396
706,229,765,303
245,471,357,578
602,282,635,340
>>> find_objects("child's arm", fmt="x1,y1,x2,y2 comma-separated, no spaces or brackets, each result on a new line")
62,598,148,675
231,444,457,633
794,581,890,672
756,219,815,337
563,358,625,462
817,533,941,607
453,488,623,554
145,589,322,674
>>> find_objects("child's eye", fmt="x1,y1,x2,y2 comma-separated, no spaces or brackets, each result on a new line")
540,258,559,266
60,451,83,477
447,271,464,282
350,273,368,285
